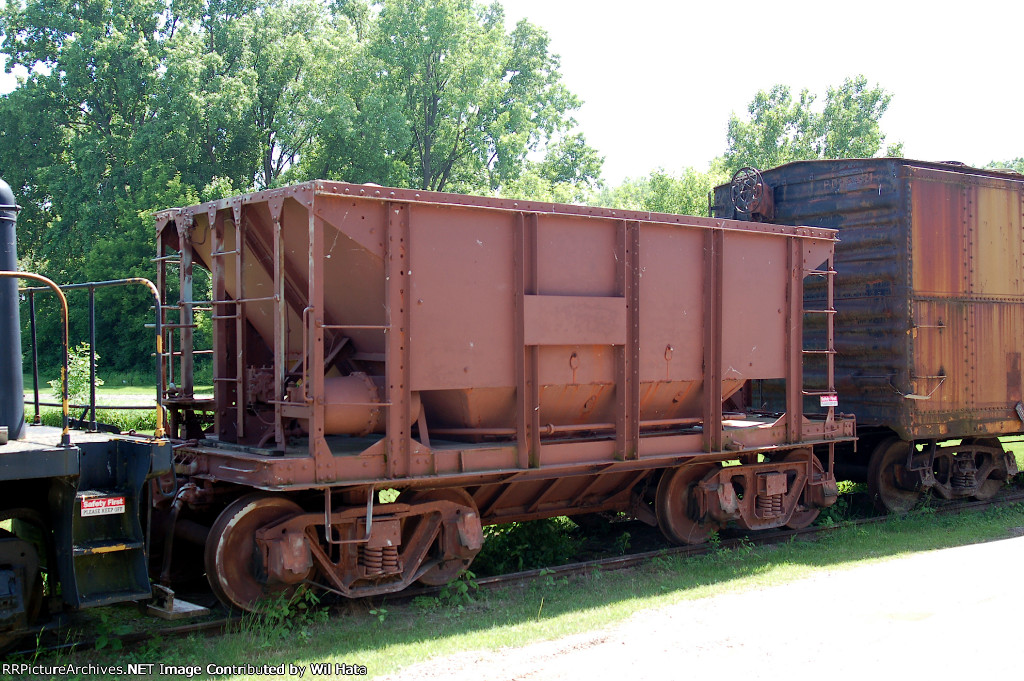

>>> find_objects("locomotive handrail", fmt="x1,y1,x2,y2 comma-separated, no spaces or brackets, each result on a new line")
20,277,165,438
0,270,71,447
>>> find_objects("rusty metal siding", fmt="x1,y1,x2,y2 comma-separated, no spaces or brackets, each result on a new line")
908,166,1024,437
714,159,1024,440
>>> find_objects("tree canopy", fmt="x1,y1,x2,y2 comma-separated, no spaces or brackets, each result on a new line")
4,0,1003,389
594,165,728,218
986,158,1024,174
723,75,902,174
594,76,908,249
0,0,598,371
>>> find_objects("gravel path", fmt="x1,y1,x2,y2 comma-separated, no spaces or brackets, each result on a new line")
378,534,1024,680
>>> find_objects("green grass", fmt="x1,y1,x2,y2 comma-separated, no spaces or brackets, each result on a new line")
21,380,209,435
11,502,1024,681
1004,437,1024,470
23,384,212,403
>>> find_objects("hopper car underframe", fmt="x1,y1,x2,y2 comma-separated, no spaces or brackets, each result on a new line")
154,182,855,610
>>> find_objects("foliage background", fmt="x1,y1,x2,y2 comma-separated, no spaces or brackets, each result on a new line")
1,0,1017,377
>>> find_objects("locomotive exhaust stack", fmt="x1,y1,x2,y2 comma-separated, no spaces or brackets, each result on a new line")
0,176,24,443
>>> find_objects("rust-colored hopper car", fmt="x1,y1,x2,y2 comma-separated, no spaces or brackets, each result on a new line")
154,183,854,610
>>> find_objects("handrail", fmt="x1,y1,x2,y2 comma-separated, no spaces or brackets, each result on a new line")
0,271,71,447
20,277,165,438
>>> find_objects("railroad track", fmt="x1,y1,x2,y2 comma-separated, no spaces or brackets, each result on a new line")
11,488,1024,658
469,488,1024,592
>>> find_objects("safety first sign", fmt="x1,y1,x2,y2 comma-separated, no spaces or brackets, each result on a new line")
81,496,127,517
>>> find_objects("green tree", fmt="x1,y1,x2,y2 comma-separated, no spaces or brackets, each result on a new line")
724,76,899,174
819,76,898,159
361,0,585,192
595,165,729,218
499,132,604,203
1,0,600,372
1,0,210,371
248,0,352,187
49,342,103,403
0,0,166,278
332,0,371,42
149,0,355,190
986,158,1024,173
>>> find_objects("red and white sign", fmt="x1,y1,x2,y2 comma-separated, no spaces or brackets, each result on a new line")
81,496,127,517
819,394,839,408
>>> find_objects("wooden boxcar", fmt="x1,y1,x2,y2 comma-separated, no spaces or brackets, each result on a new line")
713,159,1023,511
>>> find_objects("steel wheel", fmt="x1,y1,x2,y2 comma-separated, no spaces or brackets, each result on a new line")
782,449,823,529
205,493,309,612
655,465,717,545
867,438,921,513
399,488,479,586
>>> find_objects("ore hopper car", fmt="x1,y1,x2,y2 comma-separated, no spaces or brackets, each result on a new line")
713,160,1024,511
154,182,855,610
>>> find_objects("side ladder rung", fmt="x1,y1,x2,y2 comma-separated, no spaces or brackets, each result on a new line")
157,350,214,357
210,296,277,304
235,295,277,304
321,324,391,331
163,301,212,308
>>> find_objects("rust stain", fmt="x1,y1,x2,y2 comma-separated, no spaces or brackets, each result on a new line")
1008,352,1022,404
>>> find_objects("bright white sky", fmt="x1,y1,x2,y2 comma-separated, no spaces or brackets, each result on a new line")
3,0,1022,184
498,0,1024,182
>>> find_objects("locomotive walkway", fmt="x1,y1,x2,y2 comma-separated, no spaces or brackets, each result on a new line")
379,532,1024,680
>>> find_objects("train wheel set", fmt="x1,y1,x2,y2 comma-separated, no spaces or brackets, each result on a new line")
1,158,1023,644
867,437,1016,513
